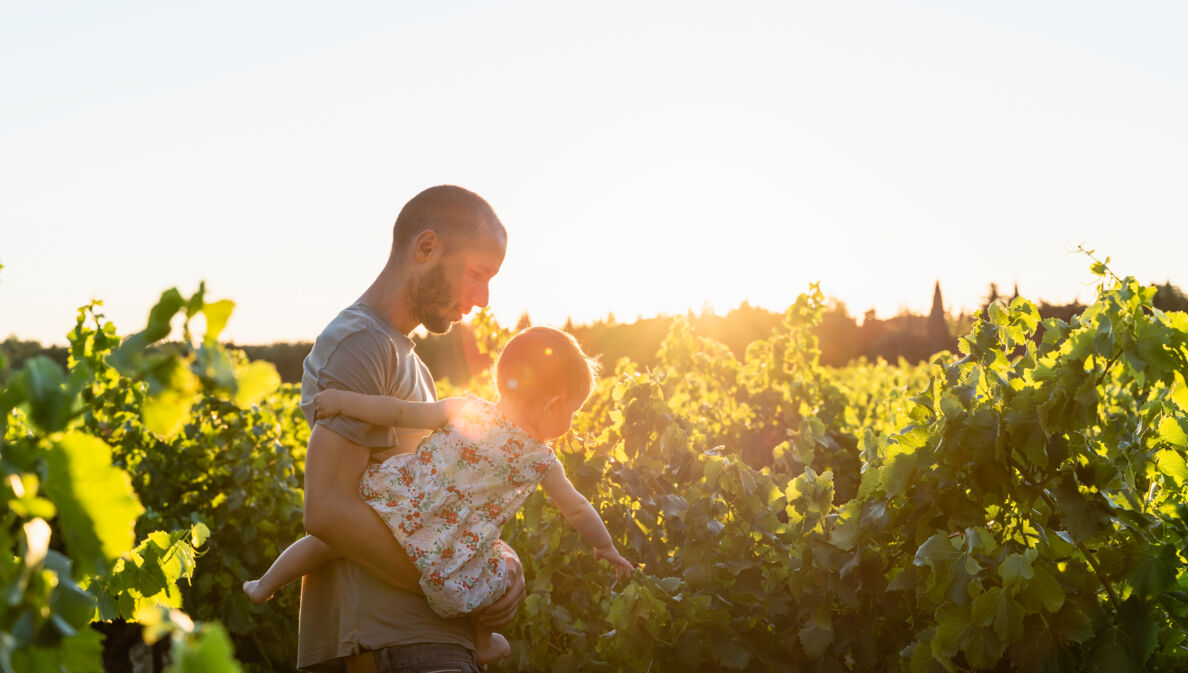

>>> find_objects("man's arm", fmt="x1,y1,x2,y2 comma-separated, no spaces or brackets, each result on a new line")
302,424,423,592
302,423,529,616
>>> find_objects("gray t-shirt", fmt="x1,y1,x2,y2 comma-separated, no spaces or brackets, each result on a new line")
297,303,475,672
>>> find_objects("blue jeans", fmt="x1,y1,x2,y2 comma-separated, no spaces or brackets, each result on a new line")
361,643,481,673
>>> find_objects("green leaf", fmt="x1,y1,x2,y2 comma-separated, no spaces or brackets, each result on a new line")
1089,599,1160,673
1008,614,1062,673
1051,477,1109,542
1029,565,1065,613
914,532,962,568
142,355,200,438
13,628,105,673
49,559,99,630
932,604,974,660
798,608,833,659
1054,603,1095,643
232,360,280,408
829,501,861,551
144,289,186,344
656,576,681,594
709,632,752,671
167,623,244,673
1158,416,1187,448
56,628,104,673
9,356,81,433
44,432,145,577
202,300,235,343
1155,449,1188,485
1128,543,1179,599
908,640,947,673
882,451,916,498
895,424,929,452
190,523,211,548
143,389,197,439
970,587,1024,644
998,550,1036,590
963,626,1006,670
970,587,1003,627
1171,373,1188,412
965,527,999,556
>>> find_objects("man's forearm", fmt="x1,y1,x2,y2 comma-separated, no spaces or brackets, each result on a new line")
306,494,423,593
304,424,423,593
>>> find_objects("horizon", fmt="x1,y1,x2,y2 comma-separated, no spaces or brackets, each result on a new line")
3,2,1186,345
4,270,1166,348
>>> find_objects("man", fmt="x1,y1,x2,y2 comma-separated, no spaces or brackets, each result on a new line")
297,185,523,673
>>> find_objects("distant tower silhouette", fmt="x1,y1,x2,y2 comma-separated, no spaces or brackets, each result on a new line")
928,281,952,351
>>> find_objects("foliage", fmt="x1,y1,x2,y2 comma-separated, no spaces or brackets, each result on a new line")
485,265,1188,672
1,286,272,672
67,300,307,671
6,260,1186,672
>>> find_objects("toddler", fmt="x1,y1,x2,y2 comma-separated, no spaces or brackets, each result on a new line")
243,326,632,664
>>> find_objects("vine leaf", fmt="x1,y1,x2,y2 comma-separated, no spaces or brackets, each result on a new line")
44,432,145,577
1158,416,1187,449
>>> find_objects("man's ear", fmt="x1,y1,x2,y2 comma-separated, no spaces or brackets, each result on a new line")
413,230,441,262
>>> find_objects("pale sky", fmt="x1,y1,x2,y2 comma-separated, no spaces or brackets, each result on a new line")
3,1,1186,345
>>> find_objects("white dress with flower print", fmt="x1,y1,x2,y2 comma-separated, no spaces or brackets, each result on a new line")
358,397,556,618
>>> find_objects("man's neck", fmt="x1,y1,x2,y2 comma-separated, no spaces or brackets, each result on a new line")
357,264,416,335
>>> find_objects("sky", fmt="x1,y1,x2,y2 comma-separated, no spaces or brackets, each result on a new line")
3,1,1186,345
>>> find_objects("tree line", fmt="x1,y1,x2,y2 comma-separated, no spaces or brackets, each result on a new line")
6,281,1186,386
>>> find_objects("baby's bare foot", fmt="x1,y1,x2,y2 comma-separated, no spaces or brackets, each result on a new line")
476,632,511,665
242,579,272,605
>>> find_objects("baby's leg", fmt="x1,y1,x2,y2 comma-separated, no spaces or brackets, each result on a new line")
243,535,338,604
472,620,511,666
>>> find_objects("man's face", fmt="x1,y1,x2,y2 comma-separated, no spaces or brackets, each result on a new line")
410,237,505,334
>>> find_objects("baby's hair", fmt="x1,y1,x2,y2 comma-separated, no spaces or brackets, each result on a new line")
495,327,601,408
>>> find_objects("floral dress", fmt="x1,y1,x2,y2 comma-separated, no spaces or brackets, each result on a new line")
358,397,556,618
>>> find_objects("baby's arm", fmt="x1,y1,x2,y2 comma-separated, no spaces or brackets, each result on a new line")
314,389,466,429
540,460,633,578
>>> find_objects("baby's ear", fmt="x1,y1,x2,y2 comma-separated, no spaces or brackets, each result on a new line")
543,394,566,412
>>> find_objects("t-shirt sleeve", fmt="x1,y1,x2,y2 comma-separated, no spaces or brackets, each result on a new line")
310,330,397,449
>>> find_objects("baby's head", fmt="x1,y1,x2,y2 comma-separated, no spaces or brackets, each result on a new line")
495,326,600,440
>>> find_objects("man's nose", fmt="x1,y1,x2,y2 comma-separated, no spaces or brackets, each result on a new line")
470,282,490,309
464,281,490,312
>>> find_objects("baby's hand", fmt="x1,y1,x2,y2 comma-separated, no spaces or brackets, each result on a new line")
594,546,634,579
313,390,346,420
440,396,469,420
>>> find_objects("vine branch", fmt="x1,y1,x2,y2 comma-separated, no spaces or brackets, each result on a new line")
1004,454,1122,610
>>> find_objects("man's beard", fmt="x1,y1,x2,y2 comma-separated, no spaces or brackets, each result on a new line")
409,263,458,334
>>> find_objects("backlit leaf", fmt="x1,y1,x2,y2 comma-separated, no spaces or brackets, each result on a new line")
44,432,145,577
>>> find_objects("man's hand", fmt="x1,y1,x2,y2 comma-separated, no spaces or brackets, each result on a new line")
473,541,526,628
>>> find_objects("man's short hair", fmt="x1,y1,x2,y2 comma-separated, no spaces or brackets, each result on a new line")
392,185,505,256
